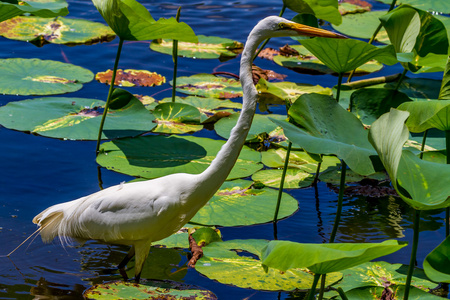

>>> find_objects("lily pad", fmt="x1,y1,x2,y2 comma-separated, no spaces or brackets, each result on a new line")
284,0,342,25
152,102,203,134
271,94,377,176
84,279,216,299
150,35,243,60
338,1,371,15
155,226,221,249
190,179,298,226
397,100,450,132
376,0,450,14
336,285,443,300
97,135,262,180
423,235,450,283
196,239,342,291
215,113,286,143
0,0,68,23
252,169,314,189
96,69,165,87
0,89,156,140
173,74,242,99
0,58,93,95
0,16,115,46
319,167,389,185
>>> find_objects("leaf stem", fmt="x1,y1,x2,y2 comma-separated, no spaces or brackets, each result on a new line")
419,129,428,160
336,73,343,103
312,157,322,186
95,37,124,155
273,142,292,224
172,7,181,103
404,209,420,300
307,273,321,300
394,68,408,92
329,160,347,243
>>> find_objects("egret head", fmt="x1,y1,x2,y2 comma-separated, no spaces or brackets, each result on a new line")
254,16,346,40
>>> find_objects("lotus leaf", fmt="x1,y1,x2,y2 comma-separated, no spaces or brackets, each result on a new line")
376,0,450,14
152,102,203,134
196,239,342,291
369,109,450,210
0,58,93,95
97,135,262,180
92,0,197,42
155,226,221,249
215,113,285,143
261,239,406,274
271,94,377,175
190,179,299,226
283,0,342,25
398,100,450,132
150,35,243,60
0,0,68,23
319,167,388,185
0,89,156,140
338,1,371,15
423,235,450,283
252,169,314,189
84,279,216,299
173,74,242,99
0,16,115,46
336,285,443,300
332,11,390,43
372,78,442,100
299,38,397,74
439,56,450,100
96,69,165,87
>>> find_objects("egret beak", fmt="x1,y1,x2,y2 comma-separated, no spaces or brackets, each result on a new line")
283,23,347,39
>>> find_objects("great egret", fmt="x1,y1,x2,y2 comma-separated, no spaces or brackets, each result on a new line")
33,16,345,283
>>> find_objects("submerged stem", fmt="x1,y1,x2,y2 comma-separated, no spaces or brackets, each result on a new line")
95,38,124,155
329,160,347,243
404,209,420,300
171,7,181,103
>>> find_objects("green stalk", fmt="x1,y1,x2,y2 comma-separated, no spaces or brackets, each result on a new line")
312,158,322,186
252,4,286,61
307,273,321,300
404,209,420,300
95,38,124,155
419,129,428,160
329,160,347,243
394,68,408,92
273,142,292,224
336,73,343,103
171,7,181,103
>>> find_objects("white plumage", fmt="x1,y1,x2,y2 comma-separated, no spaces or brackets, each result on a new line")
33,16,345,282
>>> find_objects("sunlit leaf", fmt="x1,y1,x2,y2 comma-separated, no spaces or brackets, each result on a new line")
0,58,93,95
190,179,299,226
283,0,342,25
173,74,242,99
155,226,221,249
335,285,443,299
196,239,342,291
439,56,450,100
92,0,197,42
376,0,450,14
152,102,203,134
398,100,450,132
261,239,406,274
150,35,243,60
0,0,68,23
96,69,165,87
0,89,156,140
423,235,450,283
97,135,262,180
252,169,314,189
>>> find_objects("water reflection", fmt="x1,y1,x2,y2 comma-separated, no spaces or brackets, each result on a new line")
30,278,85,300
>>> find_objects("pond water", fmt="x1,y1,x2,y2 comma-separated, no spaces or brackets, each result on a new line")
0,0,448,299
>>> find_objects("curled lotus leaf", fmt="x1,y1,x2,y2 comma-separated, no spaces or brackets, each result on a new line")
173,73,243,99
397,100,450,132
0,58,93,95
0,16,115,46
0,0,68,23
150,35,243,60
424,235,450,283
283,0,342,25
96,69,165,87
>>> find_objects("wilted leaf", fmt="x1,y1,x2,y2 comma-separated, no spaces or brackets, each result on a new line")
96,69,165,87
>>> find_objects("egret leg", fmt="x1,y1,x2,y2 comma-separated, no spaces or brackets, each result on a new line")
117,246,135,281
133,241,152,284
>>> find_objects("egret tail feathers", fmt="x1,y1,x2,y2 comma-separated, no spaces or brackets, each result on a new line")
33,210,66,244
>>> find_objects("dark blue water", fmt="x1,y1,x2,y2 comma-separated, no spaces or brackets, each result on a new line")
0,0,448,299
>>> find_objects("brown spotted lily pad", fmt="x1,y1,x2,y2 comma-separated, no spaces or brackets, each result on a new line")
96,69,166,87
0,58,93,95
0,16,115,46
173,73,243,99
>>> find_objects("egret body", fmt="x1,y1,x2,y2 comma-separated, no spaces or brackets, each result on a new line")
33,16,345,282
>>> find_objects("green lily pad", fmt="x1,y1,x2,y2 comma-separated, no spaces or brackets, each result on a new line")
424,235,450,283
261,239,407,274
152,102,203,134
271,94,377,175
300,38,397,74
155,226,221,249
97,135,262,180
92,0,197,42
0,89,155,140
351,88,412,125
261,148,340,173
0,16,115,46
336,285,443,300
190,179,298,226
273,45,387,76
150,35,243,60
398,100,450,132
0,58,93,95
196,239,342,291
284,0,342,25
376,0,450,14
0,0,68,23
369,109,450,210
214,113,286,143
173,74,242,99
252,169,314,189
84,279,216,299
